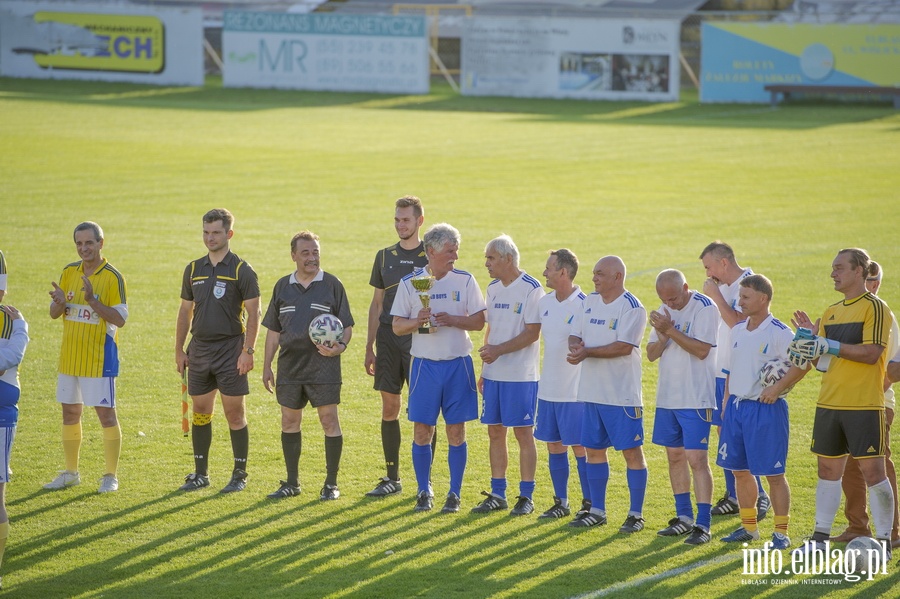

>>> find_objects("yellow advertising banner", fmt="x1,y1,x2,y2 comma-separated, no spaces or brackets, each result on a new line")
32,12,165,73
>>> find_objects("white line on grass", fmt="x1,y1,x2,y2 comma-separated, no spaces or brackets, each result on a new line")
568,554,739,599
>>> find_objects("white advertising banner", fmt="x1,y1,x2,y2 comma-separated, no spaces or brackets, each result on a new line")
0,2,203,85
462,17,680,101
223,12,430,94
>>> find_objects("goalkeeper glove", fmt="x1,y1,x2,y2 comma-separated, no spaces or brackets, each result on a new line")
788,349,809,368
793,327,815,342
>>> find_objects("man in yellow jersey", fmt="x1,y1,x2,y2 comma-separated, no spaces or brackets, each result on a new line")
789,248,895,558
176,209,260,493
832,261,900,547
45,222,127,493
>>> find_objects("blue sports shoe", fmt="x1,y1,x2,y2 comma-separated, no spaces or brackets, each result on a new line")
721,526,760,543
771,532,791,549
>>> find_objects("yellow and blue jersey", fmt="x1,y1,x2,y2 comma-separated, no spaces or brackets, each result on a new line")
57,258,127,377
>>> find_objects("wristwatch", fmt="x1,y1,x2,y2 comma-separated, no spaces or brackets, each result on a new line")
244,347,255,355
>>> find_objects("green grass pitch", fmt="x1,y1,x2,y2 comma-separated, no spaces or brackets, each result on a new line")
1,76,899,598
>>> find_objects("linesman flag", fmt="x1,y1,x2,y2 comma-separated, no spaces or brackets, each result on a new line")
181,369,190,437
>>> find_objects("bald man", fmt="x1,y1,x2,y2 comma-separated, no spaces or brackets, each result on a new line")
647,270,719,545
567,256,648,533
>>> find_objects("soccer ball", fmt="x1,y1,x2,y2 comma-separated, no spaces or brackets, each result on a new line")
308,313,344,347
845,536,886,573
758,358,795,394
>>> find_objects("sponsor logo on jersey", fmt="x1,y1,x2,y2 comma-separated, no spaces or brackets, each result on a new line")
432,293,448,300
64,303,101,325
214,281,226,299
494,303,510,309
589,318,606,326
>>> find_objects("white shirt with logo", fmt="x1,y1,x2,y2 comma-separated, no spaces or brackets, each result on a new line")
538,286,585,402
573,290,647,407
391,267,486,361
728,314,793,400
482,271,544,382
649,291,719,409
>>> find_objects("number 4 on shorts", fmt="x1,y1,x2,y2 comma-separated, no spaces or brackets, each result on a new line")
718,443,728,462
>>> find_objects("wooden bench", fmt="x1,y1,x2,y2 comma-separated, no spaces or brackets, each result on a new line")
764,84,900,109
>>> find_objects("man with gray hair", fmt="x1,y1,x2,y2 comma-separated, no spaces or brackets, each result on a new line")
392,223,486,513
647,269,719,545
473,235,544,516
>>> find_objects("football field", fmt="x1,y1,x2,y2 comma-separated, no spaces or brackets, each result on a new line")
1,75,899,598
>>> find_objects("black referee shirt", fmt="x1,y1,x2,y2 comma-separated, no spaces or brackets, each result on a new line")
369,241,426,327
181,251,260,343
262,270,355,385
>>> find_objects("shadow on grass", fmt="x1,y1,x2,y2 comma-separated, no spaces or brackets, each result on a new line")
12,481,898,599
1,76,896,131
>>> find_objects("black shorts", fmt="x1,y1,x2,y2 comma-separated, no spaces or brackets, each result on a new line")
276,383,341,410
373,325,412,395
187,336,249,397
811,407,886,459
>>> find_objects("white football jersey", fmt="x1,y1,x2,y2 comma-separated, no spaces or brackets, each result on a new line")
538,286,585,402
482,271,543,382
391,267,486,361
716,268,753,378
728,314,793,400
573,290,647,407
649,291,719,409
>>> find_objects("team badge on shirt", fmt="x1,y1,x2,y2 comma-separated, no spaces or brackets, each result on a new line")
67,291,75,301
214,281,226,299
452,291,461,302
513,302,523,314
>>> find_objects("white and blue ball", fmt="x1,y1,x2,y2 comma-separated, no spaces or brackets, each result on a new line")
309,314,344,347
759,358,796,395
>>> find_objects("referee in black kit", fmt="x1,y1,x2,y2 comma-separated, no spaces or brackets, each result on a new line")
176,208,261,493
262,231,354,501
